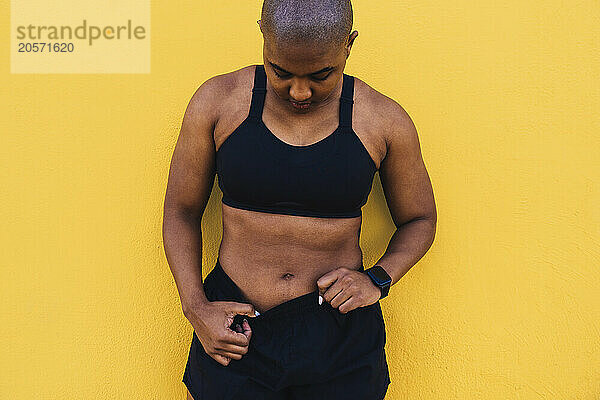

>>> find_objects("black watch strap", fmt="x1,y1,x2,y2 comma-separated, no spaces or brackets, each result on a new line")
364,265,392,299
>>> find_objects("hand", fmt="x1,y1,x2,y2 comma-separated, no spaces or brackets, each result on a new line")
185,300,256,366
316,267,381,313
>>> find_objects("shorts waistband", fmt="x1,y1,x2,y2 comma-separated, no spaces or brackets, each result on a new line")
211,259,365,324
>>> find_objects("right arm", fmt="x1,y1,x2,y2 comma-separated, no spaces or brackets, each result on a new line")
162,78,218,317
162,76,256,366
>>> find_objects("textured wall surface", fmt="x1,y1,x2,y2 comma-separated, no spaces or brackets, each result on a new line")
1,0,599,399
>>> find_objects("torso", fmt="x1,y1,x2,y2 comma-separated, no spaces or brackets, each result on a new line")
210,65,389,313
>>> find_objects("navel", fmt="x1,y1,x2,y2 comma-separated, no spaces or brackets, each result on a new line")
281,272,295,280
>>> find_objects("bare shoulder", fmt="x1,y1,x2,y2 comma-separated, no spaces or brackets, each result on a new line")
353,76,419,163
165,66,256,218
184,65,255,132
353,77,435,229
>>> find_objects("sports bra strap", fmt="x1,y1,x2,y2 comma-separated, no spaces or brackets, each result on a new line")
248,64,355,130
248,64,267,122
339,73,354,130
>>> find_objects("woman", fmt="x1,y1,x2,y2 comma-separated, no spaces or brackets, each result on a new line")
163,1,436,399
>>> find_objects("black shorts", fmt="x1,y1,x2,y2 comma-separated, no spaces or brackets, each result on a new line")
182,259,391,400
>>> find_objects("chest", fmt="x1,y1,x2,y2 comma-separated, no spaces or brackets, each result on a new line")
215,117,377,217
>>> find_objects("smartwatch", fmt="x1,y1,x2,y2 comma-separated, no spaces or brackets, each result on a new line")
364,265,392,300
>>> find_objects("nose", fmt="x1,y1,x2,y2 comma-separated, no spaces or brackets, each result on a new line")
289,79,312,102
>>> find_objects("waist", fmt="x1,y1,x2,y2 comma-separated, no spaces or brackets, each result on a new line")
215,255,365,315
221,242,364,313
218,204,365,312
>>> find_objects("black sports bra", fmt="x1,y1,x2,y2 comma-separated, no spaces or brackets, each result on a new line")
215,64,378,218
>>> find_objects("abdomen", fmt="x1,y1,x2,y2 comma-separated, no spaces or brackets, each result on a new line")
216,204,365,313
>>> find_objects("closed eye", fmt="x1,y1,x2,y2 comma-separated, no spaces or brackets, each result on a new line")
273,69,331,81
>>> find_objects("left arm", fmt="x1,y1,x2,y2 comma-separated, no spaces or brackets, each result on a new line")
317,102,437,312
373,103,437,287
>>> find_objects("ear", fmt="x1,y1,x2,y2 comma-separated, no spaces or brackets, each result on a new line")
346,31,359,55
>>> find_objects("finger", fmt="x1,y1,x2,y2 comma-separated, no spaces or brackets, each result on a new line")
330,286,352,309
323,279,345,304
216,342,249,355
223,328,251,346
337,296,358,314
212,353,231,366
227,319,252,339
242,319,252,340
316,269,342,293
228,301,258,317
217,350,244,360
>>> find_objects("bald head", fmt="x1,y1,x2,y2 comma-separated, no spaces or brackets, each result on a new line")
260,0,353,50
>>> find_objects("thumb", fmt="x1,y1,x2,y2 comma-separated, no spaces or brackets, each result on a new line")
229,301,258,317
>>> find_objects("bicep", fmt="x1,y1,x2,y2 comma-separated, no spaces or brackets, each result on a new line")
164,80,219,220
379,105,436,228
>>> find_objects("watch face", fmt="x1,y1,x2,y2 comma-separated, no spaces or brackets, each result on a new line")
369,267,392,285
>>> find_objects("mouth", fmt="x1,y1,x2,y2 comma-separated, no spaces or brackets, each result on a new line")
290,100,311,109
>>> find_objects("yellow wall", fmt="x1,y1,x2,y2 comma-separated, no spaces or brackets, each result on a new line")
2,1,598,398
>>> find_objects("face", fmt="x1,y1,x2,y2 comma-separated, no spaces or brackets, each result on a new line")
259,24,358,113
